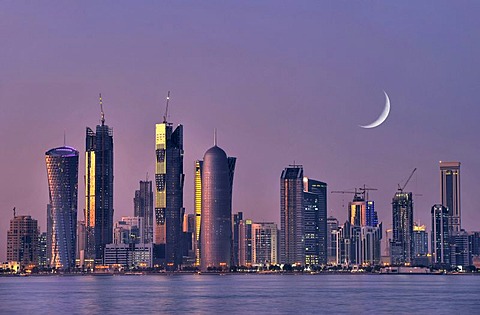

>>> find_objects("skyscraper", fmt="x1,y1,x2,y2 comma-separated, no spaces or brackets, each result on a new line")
238,219,253,266
7,214,39,266
303,177,327,265
440,161,461,233
412,223,428,257
85,95,114,264
391,192,414,265
154,108,184,269
134,180,154,244
194,160,203,266
326,216,339,264
280,165,304,265
200,144,236,271
232,212,243,266
431,204,450,265
45,146,79,270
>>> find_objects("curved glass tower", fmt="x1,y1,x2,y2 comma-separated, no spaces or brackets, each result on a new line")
45,146,79,270
200,145,236,271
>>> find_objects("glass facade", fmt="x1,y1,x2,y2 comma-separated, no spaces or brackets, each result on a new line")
280,166,304,265
85,120,114,264
431,204,450,264
45,146,79,270
440,162,461,234
200,145,236,271
134,181,153,244
391,192,414,265
155,122,184,269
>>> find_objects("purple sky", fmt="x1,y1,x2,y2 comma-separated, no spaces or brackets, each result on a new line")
1,2,479,260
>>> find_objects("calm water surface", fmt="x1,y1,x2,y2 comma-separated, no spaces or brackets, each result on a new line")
0,274,478,314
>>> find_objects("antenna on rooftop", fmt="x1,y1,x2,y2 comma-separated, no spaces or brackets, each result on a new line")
63,130,66,146
214,128,217,146
13,207,16,218
163,91,170,123
99,93,105,125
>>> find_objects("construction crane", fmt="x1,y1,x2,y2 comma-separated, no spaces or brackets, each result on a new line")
331,189,359,210
397,168,417,193
358,184,378,200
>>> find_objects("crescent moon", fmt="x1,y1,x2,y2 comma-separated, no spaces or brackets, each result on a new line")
360,91,391,129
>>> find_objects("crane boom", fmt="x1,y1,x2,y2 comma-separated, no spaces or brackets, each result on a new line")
399,168,417,192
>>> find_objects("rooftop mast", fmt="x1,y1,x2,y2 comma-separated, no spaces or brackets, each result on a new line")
99,93,105,125
163,91,170,123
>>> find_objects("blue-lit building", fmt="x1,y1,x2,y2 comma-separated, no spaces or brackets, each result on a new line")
45,146,79,270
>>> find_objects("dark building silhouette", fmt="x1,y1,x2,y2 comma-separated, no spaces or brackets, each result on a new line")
134,180,154,244
200,144,236,271
85,100,114,264
440,162,461,233
45,146,79,270
303,178,327,265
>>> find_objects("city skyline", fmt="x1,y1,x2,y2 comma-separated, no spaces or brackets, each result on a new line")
2,2,480,261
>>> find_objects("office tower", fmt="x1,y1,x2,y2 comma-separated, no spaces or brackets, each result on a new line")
349,196,378,228
232,212,243,266
194,160,203,266
85,97,114,264
440,162,461,233
431,204,450,264
134,180,154,244
450,230,471,267
335,221,361,265
303,178,327,265
200,144,236,271
104,243,153,268
45,146,79,270
154,111,185,269
327,216,339,264
390,192,414,265
7,215,39,266
38,232,48,267
252,222,278,265
76,220,86,267
238,219,253,266
412,223,428,257
114,217,143,245
280,165,304,265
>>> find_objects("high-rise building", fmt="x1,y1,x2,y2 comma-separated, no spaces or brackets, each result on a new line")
154,114,184,269
232,212,243,266
85,97,114,264
469,232,480,257
390,192,413,265
45,146,79,270
327,216,339,264
440,161,461,233
200,144,236,271
134,180,154,244
38,232,48,267
194,160,203,266
238,219,253,266
412,223,428,257
7,214,39,266
280,165,304,265
431,204,450,264
303,178,327,265
450,230,471,268
252,222,278,265
76,220,86,267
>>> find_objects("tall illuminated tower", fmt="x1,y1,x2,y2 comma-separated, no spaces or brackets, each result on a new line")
85,94,114,264
200,140,236,271
7,214,39,266
194,160,203,266
303,177,327,265
45,146,79,270
154,92,185,269
440,161,461,233
431,204,450,264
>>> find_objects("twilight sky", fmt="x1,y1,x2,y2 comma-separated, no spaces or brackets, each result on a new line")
1,1,479,260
